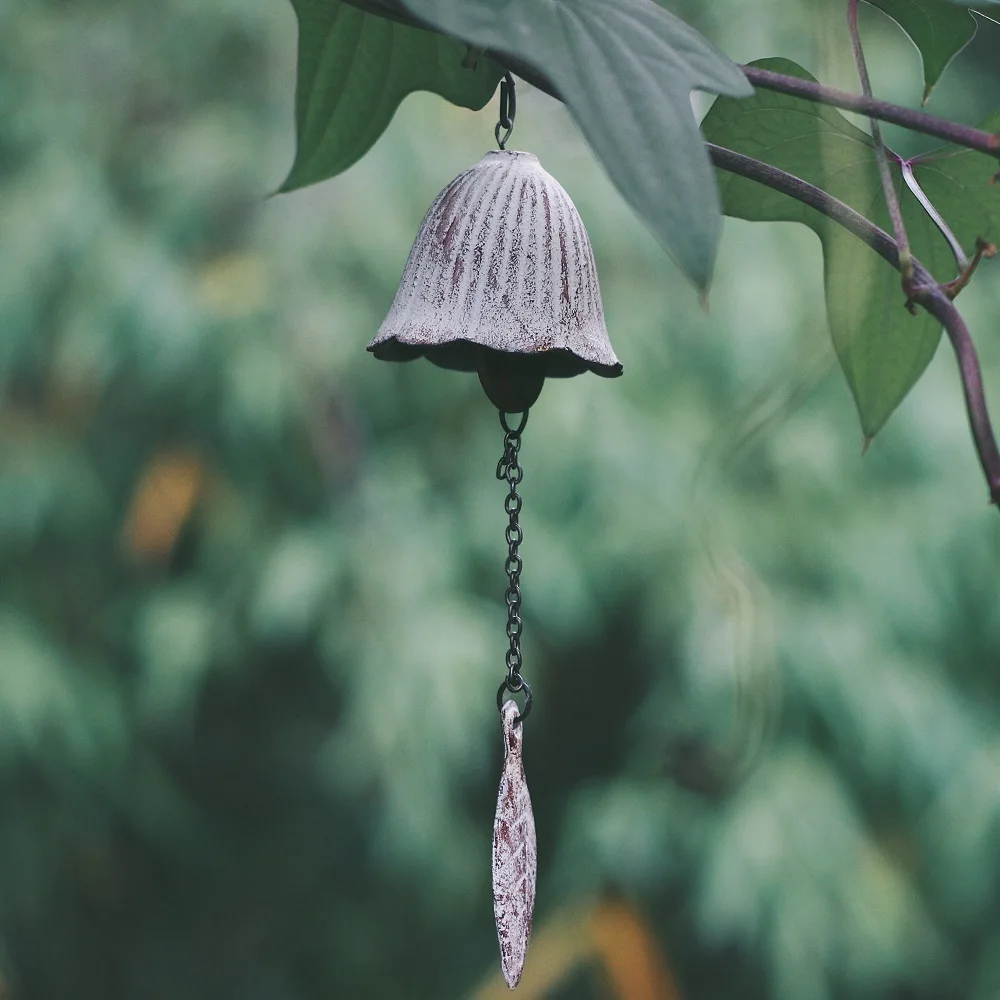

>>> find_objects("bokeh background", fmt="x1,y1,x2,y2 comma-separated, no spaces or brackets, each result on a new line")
4,1,1000,998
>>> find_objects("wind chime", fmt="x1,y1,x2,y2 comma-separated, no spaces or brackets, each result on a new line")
369,74,622,989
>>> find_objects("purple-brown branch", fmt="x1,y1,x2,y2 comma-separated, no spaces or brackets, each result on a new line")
740,65,1000,160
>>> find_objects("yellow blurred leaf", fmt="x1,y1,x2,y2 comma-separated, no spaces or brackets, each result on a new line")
588,899,682,1000
466,897,682,1000
123,451,204,560
465,905,594,1000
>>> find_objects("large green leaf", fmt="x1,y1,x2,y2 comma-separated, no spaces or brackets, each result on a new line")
281,0,503,191
868,0,976,102
397,0,752,290
703,58,999,439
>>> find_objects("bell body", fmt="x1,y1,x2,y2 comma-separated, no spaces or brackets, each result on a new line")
370,150,621,409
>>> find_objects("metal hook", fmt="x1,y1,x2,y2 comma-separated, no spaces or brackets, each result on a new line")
499,410,529,436
494,72,516,149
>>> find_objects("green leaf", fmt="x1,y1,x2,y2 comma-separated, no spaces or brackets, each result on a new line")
702,57,979,439
868,0,976,103
398,0,752,290
281,0,504,191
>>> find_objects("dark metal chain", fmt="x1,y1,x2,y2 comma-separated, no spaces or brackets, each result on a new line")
495,410,532,724
495,72,516,150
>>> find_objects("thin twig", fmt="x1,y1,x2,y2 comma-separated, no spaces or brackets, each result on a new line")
941,238,997,300
847,0,912,281
707,144,1000,506
705,144,896,258
739,65,1000,159
919,291,1000,506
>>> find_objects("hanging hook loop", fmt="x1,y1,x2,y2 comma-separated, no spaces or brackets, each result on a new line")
499,410,528,437
494,72,516,150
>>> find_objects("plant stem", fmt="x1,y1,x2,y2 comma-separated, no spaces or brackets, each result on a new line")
707,144,1000,506
847,0,912,281
941,238,996,300
739,65,1000,160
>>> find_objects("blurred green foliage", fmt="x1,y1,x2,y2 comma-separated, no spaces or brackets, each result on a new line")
2,1,1000,998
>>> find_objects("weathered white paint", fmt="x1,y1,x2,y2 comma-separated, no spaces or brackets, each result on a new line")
370,150,621,378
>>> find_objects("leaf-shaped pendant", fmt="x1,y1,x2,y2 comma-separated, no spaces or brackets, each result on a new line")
492,699,537,989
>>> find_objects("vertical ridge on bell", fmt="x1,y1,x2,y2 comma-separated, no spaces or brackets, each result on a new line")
575,209,600,326
369,150,623,398
447,170,481,308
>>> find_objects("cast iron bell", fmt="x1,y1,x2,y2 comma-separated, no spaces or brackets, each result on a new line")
369,148,622,411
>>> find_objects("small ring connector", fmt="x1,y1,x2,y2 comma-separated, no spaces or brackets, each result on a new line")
497,676,532,725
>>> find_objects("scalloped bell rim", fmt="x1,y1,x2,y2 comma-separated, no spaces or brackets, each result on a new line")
369,338,622,379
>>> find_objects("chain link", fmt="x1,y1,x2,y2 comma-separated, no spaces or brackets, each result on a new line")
495,411,532,723
494,72,516,150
